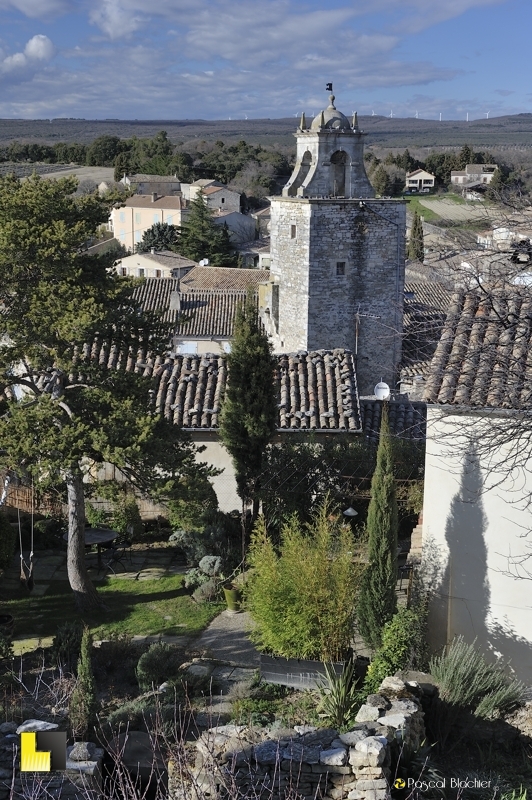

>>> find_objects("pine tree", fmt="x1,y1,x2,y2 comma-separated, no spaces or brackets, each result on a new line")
69,627,97,740
219,292,277,555
179,190,238,266
408,210,424,262
458,143,474,170
136,221,180,253
370,164,390,196
357,403,398,650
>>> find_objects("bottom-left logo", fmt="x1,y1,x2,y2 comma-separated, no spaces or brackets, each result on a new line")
20,732,67,772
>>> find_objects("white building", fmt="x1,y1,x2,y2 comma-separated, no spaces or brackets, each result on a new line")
405,169,435,192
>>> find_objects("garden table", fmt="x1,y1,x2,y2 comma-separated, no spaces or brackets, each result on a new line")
63,528,118,568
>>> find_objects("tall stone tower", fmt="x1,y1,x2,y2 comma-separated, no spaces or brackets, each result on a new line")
261,90,406,396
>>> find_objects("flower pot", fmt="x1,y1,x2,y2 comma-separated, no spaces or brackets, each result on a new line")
259,651,368,690
0,614,14,639
223,584,242,612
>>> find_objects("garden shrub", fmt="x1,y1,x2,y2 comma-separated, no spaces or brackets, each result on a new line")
53,620,84,672
245,498,362,662
364,602,429,693
317,655,363,729
135,643,182,691
0,633,13,663
0,513,16,570
70,627,97,739
429,636,524,718
183,567,210,590
105,696,178,733
85,502,112,529
192,578,219,603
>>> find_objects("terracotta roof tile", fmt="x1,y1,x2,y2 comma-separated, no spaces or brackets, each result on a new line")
424,287,532,407
401,282,453,377
180,266,270,291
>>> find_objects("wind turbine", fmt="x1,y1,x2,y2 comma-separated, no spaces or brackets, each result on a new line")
415,110,418,119
466,112,469,122
485,111,490,119
371,110,375,116
439,112,442,121
389,109,393,118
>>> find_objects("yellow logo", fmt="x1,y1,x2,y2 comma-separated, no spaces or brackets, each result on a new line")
20,731,67,772
394,779,406,789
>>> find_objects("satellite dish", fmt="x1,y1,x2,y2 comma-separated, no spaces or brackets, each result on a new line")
343,507,358,517
374,382,390,400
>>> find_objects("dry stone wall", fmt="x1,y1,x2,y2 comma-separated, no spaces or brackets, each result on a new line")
168,676,426,800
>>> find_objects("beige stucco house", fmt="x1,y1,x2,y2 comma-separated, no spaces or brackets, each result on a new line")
114,250,198,279
109,195,188,253
405,169,435,192
417,286,532,683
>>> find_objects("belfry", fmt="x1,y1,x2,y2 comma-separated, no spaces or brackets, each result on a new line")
261,88,406,396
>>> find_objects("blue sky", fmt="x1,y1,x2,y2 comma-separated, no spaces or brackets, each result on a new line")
0,0,529,120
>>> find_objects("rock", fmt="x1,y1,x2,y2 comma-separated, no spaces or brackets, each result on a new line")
389,699,419,713
158,682,170,692
354,736,387,756
355,779,388,790
184,663,212,678
355,704,380,723
294,725,317,735
0,724,17,735
378,676,406,693
69,742,96,762
339,729,370,746
253,740,282,765
282,742,321,764
365,694,389,709
300,728,337,747
319,747,347,766
377,714,408,728
16,720,59,734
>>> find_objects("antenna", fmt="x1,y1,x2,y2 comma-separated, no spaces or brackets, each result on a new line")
374,381,390,400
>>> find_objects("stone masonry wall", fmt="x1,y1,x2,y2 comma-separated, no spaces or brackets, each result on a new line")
168,676,426,800
269,197,406,397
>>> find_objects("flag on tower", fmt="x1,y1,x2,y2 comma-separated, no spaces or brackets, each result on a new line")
326,83,333,92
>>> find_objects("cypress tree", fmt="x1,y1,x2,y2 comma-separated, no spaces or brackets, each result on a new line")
69,627,97,740
357,403,398,650
408,210,424,262
219,292,277,555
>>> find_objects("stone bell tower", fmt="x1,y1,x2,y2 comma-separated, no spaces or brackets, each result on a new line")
261,88,406,396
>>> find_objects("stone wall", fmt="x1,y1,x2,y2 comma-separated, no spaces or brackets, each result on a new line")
269,197,406,396
168,676,426,800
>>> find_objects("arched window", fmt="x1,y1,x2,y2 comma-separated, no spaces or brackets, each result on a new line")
287,150,313,196
330,150,348,196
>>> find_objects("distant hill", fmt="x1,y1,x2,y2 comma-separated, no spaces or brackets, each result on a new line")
1,113,532,150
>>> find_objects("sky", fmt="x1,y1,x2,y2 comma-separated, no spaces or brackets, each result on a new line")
0,0,530,121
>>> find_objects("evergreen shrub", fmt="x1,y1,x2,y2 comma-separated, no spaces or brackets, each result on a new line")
53,620,84,672
429,637,524,719
364,602,429,693
136,643,182,691
245,499,362,662
69,627,97,739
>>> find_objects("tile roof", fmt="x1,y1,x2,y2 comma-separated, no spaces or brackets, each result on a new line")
424,287,532,407
128,174,180,183
359,399,426,443
141,251,197,269
203,186,223,195
123,195,185,210
180,266,270,291
132,279,248,336
401,282,453,377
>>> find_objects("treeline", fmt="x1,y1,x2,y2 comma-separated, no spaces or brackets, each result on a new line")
365,143,520,196
0,131,292,206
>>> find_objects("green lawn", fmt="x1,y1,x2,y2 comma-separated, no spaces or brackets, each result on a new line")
404,196,440,221
4,575,224,641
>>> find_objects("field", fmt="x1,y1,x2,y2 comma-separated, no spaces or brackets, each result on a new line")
1,113,532,149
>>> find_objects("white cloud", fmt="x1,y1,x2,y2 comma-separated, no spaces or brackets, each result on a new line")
25,34,55,60
0,0,68,16
0,34,55,80
89,0,145,39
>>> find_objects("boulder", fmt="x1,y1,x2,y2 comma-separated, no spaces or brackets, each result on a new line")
16,720,59,734
355,705,380,723
69,742,97,762
319,747,347,766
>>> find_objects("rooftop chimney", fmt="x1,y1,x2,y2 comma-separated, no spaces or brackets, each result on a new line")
152,192,157,202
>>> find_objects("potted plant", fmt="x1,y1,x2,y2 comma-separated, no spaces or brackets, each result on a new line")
245,499,365,688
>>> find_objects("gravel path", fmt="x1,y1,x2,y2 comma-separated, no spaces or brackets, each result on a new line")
192,611,260,668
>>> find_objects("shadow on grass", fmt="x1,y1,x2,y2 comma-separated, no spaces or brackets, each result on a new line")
2,576,223,641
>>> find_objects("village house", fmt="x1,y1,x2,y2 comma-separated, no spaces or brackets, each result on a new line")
114,250,198,279
451,163,497,189
404,168,435,192
414,286,532,683
120,173,182,196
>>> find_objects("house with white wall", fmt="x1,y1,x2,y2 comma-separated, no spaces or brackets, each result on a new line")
417,286,532,682
114,250,198,279
405,169,435,192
